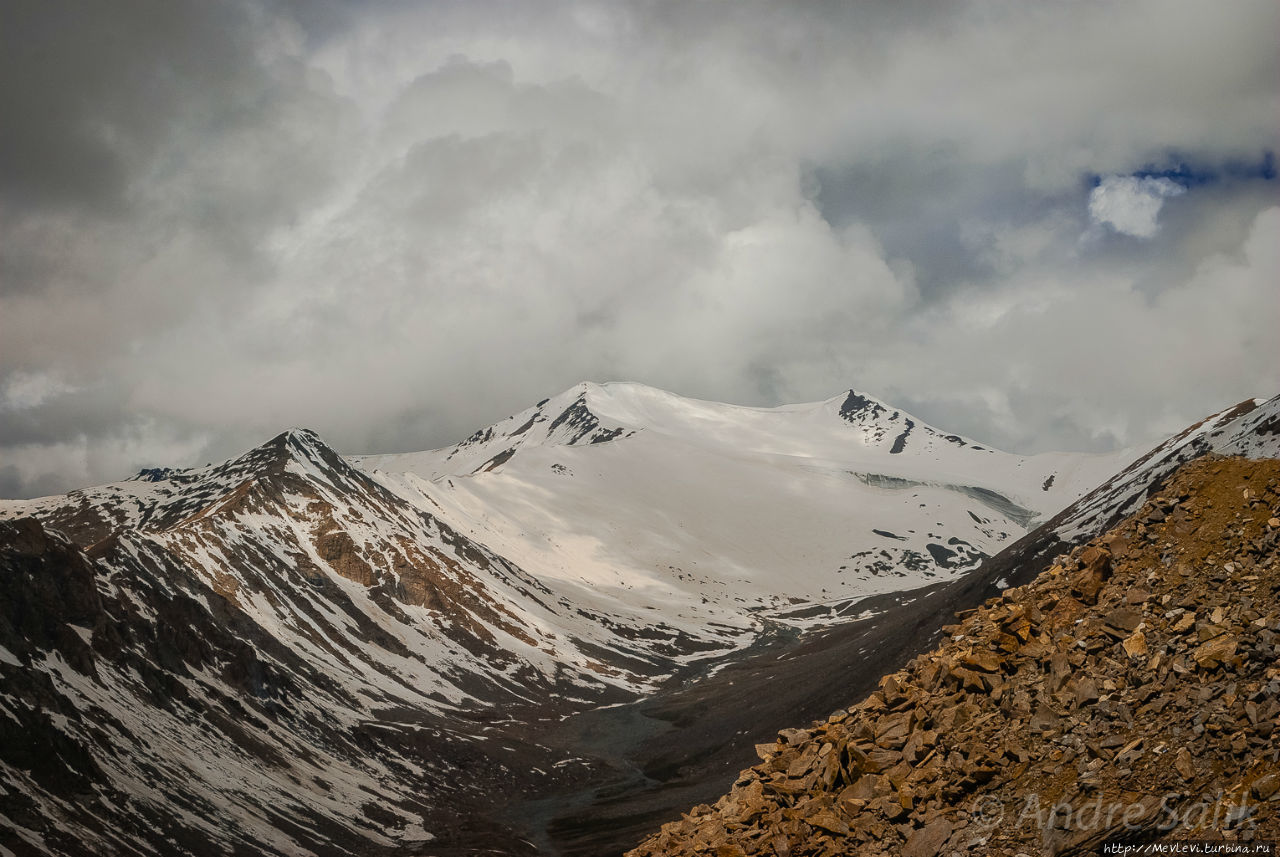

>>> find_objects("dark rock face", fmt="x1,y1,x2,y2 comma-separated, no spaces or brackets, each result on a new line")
837,390,974,454
889,418,914,454
0,518,104,671
839,392,887,423
626,455,1280,856
0,515,444,857
546,394,634,446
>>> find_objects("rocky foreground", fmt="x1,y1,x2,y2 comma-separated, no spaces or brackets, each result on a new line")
627,454,1280,856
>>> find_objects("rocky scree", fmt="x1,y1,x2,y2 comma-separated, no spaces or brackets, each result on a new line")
627,454,1280,857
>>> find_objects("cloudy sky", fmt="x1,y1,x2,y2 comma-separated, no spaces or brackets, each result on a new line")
2,0,1277,497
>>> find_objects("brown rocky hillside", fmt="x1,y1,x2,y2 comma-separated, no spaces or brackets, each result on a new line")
627,454,1280,856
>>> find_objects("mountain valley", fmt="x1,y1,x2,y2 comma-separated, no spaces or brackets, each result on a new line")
1,383,1277,856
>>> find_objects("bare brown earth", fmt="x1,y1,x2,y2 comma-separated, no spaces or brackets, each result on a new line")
626,455,1280,856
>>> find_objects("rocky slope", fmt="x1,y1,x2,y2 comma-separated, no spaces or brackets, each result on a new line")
0,430,642,857
626,454,1280,856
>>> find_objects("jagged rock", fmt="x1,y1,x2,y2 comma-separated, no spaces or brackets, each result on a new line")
1102,607,1141,637
1122,629,1148,657
1070,546,1112,604
1253,773,1280,800
779,728,810,745
1029,703,1061,732
1041,794,1164,857
1191,635,1238,669
875,711,912,748
900,818,953,857
958,650,1003,673
1046,652,1072,693
1174,747,1196,780
808,810,850,835
1073,676,1101,708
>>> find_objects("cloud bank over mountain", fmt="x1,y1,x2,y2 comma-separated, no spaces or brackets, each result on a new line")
2,0,1277,496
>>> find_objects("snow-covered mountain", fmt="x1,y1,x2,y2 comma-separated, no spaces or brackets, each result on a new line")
0,427,658,856
4,381,1135,686
1,426,660,709
1,382,1274,856
352,382,1132,629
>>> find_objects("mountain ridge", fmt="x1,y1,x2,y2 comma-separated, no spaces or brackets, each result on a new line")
349,381,1137,637
1,385,1276,856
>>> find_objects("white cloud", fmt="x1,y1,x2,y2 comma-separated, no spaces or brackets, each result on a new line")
1088,175,1186,238
1,0,1278,495
864,206,1280,454
0,371,77,412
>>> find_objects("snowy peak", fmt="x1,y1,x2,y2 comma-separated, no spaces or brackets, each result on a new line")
223,427,343,477
355,383,640,481
834,389,985,456
370,381,985,484
1,428,361,548
350,381,1146,636
836,389,893,423
125,428,338,485
357,380,1134,511
115,429,344,503
529,387,635,447
1048,394,1280,546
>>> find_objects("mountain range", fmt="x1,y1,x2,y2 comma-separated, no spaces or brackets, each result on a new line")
1,382,1276,856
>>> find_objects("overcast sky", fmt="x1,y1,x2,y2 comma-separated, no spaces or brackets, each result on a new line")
2,0,1277,497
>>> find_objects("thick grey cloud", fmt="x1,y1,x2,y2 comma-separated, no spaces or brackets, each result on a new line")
1,0,1278,496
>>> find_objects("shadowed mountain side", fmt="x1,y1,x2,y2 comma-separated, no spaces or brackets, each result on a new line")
525,551,1035,855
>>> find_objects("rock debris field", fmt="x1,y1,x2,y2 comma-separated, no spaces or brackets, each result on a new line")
628,454,1280,857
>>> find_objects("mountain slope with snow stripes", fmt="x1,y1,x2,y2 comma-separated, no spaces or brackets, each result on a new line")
352,382,1136,628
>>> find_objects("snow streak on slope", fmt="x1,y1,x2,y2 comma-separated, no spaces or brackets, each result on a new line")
2,429,700,703
1051,394,1280,543
0,517,448,856
0,428,721,856
949,395,1280,610
353,382,1134,629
